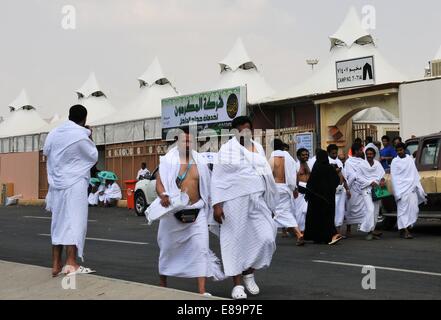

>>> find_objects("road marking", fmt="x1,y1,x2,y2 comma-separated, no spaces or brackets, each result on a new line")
25,216,97,222
38,234,148,245
313,260,441,277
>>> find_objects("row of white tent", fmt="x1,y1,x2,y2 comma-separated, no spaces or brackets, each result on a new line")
0,6,431,145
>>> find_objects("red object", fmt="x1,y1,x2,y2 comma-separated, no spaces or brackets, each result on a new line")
124,180,138,210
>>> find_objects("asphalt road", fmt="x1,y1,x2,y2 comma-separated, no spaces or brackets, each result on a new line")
1,206,441,300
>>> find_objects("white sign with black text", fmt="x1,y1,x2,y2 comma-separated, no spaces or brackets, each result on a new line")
336,56,375,89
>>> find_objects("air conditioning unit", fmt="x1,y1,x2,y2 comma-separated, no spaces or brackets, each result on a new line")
430,59,441,77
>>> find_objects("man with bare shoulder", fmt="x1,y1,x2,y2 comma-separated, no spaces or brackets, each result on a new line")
270,139,304,246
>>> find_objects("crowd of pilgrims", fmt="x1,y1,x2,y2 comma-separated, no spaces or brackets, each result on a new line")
43,106,427,299
145,116,426,299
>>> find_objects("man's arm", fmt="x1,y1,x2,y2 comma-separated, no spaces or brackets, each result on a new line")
213,203,225,224
155,173,170,207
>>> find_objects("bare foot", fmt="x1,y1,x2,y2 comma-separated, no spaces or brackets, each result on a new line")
52,264,63,277
63,264,80,275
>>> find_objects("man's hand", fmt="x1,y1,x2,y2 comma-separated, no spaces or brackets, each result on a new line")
159,194,170,208
379,179,386,188
213,204,225,224
371,181,378,188
293,190,299,199
85,125,93,140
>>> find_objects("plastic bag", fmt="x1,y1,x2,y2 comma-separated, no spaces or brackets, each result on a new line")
5,194,23,206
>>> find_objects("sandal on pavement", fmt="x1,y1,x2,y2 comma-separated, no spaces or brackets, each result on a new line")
328,235,343,245
231,285,247,300
243,274,260,295
64,265,96,276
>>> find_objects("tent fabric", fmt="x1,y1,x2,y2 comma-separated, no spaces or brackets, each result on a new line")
329,6,374,49
0,108,49,138
138,57,170,87
94,59,178,126
219,38,257,72
76,72,104,98
215,38,274,105
352,107,399,124
8,89,32,111
267,8,406,103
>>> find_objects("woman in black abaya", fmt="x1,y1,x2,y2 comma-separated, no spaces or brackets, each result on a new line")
304,149,343,245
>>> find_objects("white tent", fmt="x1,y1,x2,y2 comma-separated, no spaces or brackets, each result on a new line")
76,72,117,125
352,107,399,124
0,89,48,138
37,72,117,134
95,57,178,125
269,6,406,101
214,38,275,104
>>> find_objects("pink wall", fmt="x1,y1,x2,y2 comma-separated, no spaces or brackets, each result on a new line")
0,152,39,200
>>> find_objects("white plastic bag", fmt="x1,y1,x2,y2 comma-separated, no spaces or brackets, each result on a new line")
5,194,23,206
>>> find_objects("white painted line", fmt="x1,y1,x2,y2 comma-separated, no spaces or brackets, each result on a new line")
38,234,148,245
313,260,441,277
25,216,97,222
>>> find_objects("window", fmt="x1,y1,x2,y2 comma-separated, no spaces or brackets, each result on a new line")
420,139,440,167
406,142,419,158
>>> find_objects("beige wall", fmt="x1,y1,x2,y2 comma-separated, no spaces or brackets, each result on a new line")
317,90,399,151
0,152,39,200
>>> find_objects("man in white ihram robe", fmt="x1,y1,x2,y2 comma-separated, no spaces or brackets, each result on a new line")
212,116,278,300
270,141,303,245
355,147,386,240
327,145,347,231
88,183,104,206
391,143,427,239
343,144,367,236
149,132,224,295
99,180,122,206
44,105,98,276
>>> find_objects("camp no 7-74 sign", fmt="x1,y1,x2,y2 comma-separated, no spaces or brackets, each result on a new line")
336,56,375,89
161,86,246,131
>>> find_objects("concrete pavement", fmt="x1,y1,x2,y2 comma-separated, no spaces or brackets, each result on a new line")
1,206,441,299
0,260,223,300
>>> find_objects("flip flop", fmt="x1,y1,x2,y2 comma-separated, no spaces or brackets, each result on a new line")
202,292,212,297
231,285,247,300
243,274,260,295
64,265,96,276
328,235,343,245
52,270,63,278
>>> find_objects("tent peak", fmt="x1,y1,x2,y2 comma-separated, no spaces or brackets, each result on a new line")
219,38,257,73
329,6,375,49
76,72,107,99
138,57,172,88
8,89,33,112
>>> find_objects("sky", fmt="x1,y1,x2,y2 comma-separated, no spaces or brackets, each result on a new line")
1,0,440,119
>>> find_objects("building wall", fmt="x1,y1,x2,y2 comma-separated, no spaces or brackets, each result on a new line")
105,140,168,199
0,152,39,200
252,102,316,130
399,79,441,140
319,92,399,151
